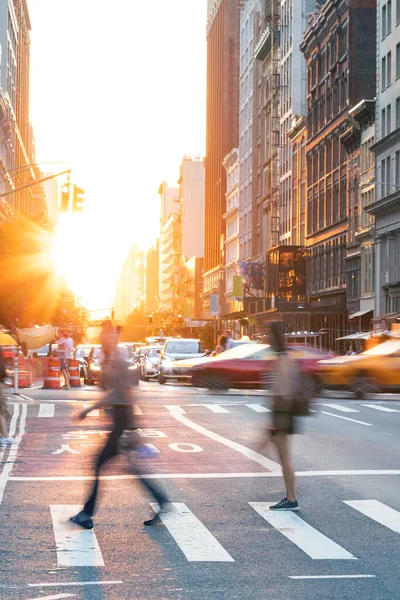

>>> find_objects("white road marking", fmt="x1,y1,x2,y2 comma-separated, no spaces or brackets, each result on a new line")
289,575,375,580
50,505,105,567
26,593,76,600
321,403,359,413
27,582,123,588
250,503,356,560
165,405,186,414
246,404,270,413
52,444,81,455
9,469,400,482
205,404,230,413
0,403,27,505
321,411,372,426
166,407,281,472
361,404,400,413
133,405,142,416
168,443,203,453
38,404,55,418
344,500,400,534
82,405,100,417
149,502,234,562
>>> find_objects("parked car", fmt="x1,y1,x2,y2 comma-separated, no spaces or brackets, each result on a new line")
135,345,150,366
191,343,329,391
140,346,163,380
157,338,206,384
315,339,400,397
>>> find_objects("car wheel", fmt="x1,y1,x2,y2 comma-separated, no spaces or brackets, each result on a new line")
352,376,380,399
158,374,167,385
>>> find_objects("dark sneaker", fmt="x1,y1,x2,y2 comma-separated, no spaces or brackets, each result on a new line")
270,497,300,511
70,511,94,529
144,513,163,526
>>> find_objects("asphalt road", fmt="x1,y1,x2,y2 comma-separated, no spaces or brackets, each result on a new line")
1,381,399,600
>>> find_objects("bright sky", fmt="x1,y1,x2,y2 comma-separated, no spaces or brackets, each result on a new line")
29,0,207,311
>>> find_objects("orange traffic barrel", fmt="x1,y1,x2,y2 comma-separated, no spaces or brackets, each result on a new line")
18,355,32,388
68,359,81,387
43,358,61,389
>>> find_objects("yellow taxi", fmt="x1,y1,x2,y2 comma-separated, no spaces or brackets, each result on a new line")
316,339,400,398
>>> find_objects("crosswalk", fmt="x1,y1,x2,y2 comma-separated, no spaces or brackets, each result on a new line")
47,498,400,566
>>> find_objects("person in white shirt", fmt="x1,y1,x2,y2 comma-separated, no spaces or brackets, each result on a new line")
58,330,74,389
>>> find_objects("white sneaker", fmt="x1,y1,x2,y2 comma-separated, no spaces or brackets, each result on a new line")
0,437,17,444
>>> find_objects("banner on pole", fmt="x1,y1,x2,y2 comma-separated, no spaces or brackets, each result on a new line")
210,294,219,316
233,276,243,300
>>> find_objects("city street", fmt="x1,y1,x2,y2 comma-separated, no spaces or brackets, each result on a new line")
0,382,399,600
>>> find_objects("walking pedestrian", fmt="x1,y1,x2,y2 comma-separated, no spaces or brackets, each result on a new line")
58,330,74,389
70,347,169,529
0,346,16,444
266,322,299,511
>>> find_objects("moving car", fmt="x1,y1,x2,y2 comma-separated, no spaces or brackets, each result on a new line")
191,343,328,390
140,346,163,380
85,344,138,386
316,339,400,397
157,338,205,384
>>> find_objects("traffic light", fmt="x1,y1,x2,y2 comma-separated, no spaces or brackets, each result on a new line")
149,313,153,324
73,185,85,212
177,313,183,325
60,184,70,212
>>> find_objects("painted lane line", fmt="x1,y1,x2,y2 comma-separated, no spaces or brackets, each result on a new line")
0,403,19,472
321,403,359,413
0,403,26,505
320,411,372,426
289,575,375,580
149,502,234,562
166,407,281,472
26,594,76,600
165,405,186,414
38,404,55,418
133,405,142,416
50,505,105,567
82,405,100,417
9,469,400,482
250,502,356,560
246,404,270,413
205,404,230,413
344,500,400,534
28,582,123,588
361,404,400,413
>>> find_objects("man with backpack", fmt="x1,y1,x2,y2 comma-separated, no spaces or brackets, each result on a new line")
0,346,16,444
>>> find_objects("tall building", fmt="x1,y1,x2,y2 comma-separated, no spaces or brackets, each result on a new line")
279,0,314,244
178,156,205,259
239,0,255,262
158,182,180,311
300,0,376,348
182,256,204,321
202,0,241,319
114,245,145,322
371,0,400,326
145,241,159,314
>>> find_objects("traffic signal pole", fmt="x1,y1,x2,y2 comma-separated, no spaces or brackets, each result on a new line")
0,169,71,199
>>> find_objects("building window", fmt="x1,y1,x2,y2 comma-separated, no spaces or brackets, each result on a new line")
340,176,346,220
383,3,387,38
389,0,393,33
387,155,392,194
388,103,392,134
397,97,400,128
397,43,400,78
388,51,392,86
381,159,386,198
382,56,387,89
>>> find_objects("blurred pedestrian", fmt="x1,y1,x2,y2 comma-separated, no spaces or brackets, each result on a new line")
224,330,234,350
266,322,299,511
0,346,16,444
216,333,229,354
70,347,168,529
58,330,74,389
100,318,118,363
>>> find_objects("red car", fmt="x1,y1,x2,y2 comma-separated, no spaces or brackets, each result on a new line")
191,343,329,391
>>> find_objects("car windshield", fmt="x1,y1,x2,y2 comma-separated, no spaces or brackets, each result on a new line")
139,347,149,356
117,346,130,359
92,348,102,359
213,343,268,360
165,341,204,354
147,347,161,358
362,340,400,356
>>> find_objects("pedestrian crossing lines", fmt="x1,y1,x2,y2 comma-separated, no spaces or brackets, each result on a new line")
50,499,400,566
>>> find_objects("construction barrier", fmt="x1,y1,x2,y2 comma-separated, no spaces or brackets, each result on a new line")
68,359,81,387
17,355,32,388
43,357,61,389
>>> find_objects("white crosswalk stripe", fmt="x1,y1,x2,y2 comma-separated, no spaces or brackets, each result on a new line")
246,404,270,413
150,502,234,562
249,502,356,560
38,404,55,418
321,403,359,413
361,404,400,413
344,500,400,534
205,404,230,413
165,405,186,414
50,505,104,566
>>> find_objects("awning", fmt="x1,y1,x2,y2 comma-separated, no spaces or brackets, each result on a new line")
16,324,57,350
0,331,18,346
336,332,372,341
349,310,373,319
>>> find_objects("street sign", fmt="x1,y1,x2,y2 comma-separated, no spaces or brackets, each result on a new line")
233,276,243,300
210,294,219,316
